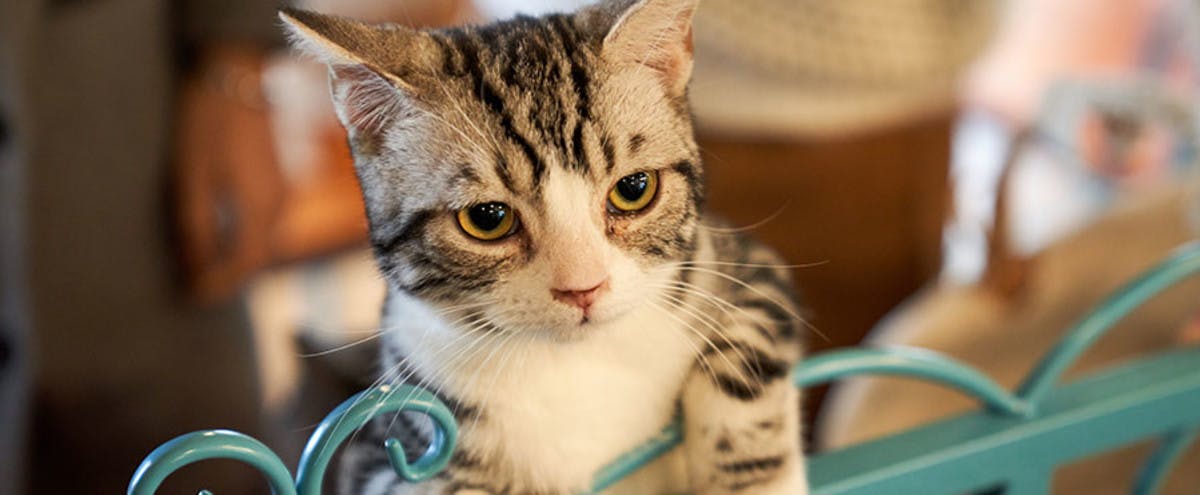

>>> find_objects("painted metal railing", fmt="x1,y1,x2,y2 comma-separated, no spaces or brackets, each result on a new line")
128,242,1200,494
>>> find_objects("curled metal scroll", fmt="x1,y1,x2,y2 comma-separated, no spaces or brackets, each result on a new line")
295,384,458,493
127,385,456,495
127,430,296,495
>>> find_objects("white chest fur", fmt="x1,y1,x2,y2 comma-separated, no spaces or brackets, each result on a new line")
384,297,697,493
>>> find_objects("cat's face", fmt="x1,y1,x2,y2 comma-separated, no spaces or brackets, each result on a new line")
283,0,701,340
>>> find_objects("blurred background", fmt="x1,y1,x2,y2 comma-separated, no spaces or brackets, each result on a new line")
2,0,1200,493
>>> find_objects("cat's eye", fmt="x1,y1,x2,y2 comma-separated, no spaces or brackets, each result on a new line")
608,171,658,213
457,202,517,241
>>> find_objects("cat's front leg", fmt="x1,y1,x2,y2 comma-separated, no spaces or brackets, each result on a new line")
680,333,808,494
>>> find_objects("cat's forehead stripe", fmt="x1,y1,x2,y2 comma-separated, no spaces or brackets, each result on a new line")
443,30,550,189
492,157,517,194
629,134,646,155
430,14,607,191
602,137,617,174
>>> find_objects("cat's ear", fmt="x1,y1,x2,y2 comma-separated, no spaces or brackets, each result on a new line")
279,8,433,135
600,0,699,97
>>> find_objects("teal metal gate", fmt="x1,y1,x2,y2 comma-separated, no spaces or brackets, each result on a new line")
128,242,1200,494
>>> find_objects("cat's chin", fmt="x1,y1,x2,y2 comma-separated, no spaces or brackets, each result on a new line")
523,309,630,343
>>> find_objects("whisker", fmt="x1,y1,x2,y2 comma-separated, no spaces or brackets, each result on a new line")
659,259,829,270
644,299,724,385
298,331,387,358
650,294,758,389
298,300,494,358
668,267,829,342
699,202,791,234
646,297,756,389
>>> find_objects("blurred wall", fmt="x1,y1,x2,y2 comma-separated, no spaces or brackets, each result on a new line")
0,0,37,493
10,0,275,492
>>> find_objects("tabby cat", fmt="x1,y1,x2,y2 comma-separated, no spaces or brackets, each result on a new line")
281,1,808,493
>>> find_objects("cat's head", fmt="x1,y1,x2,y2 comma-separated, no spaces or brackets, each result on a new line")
282,0,702,340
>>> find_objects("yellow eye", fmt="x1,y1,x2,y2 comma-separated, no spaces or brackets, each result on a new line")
457,202,517,241
608,171,658,213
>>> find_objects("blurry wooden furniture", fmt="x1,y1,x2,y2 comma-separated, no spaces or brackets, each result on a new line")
700,114,951,355
174,45,368,304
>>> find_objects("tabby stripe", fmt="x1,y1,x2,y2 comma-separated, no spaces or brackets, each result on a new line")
431,34,463,77
672,159,703,206
494,156,517,193
629,133,646,154
548,15,594,175
602,136,617,173
569,120,589,173
404,273,495,296
700,340,787,381
454,166,481,185
714,373,764,401
738,298,797,340
372,209,435,256
451,33,548,186
548,15,591,122
700,340,787,400
741,347,788,382
718,455,785,474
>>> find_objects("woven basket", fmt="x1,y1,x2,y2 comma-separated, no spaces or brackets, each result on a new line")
691,0,997,136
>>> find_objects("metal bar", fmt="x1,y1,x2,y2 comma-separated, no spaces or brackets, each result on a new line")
1018,242,1200,408
793,347,1029,417
1003,469,1053,495
587,421,682,494
810,347,1200,495
1132,426,1199,495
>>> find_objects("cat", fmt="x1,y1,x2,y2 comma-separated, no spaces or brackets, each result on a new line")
280,1,808,493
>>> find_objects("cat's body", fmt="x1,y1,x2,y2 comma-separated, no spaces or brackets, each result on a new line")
281,1,808,493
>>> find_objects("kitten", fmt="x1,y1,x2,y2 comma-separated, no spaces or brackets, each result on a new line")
280,1,808,493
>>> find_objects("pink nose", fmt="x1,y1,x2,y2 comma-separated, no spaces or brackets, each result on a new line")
551,280,608,311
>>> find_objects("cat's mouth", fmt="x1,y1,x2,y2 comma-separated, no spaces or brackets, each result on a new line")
568,299,630,330
534,304,615,339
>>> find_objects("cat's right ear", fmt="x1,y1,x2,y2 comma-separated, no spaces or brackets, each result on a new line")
279,8,432,135
598,0,699,98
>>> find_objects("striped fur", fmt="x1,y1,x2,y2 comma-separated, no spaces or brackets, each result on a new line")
282,1,808,493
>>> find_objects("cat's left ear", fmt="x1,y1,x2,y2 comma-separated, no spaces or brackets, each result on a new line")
279,8,437,136
600,0,699,97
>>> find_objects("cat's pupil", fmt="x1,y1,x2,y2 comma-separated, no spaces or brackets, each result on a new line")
469,203,508,232
616,173,649,201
